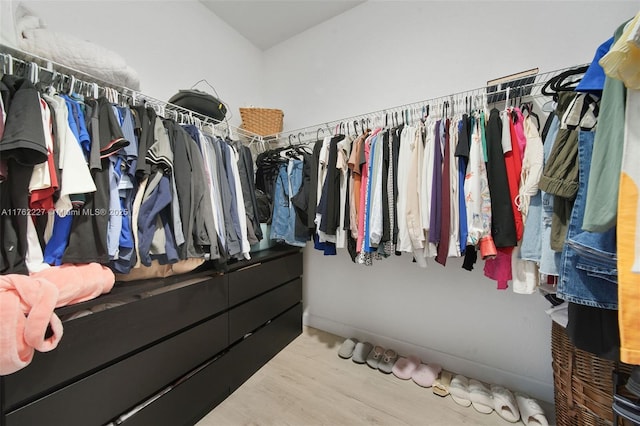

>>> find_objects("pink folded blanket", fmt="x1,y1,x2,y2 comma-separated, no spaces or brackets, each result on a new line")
0,263,114,375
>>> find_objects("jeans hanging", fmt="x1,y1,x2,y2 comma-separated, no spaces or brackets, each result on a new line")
558,130,618,309
270,159,306,247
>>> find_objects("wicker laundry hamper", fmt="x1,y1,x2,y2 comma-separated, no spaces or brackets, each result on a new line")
240,107,284,136
552,321,634,426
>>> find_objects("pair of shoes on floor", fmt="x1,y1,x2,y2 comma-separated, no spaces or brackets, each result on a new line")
449,375,495,415
391,355,442,387
337,339,439,384
338,338,399,374
339,338,373,364
449,375,548,425
365,345,398,373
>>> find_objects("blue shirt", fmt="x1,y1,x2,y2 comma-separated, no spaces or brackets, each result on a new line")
576,37,614,93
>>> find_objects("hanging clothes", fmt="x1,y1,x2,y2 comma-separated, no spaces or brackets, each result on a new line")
619,88,640,364
583,22,628,232
485,108,517,248
0,76,49,274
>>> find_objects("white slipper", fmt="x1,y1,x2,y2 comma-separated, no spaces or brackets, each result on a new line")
491,385,520,422
338,338,358,359
468,379,494,414
515,392,549,426
449,375,472,407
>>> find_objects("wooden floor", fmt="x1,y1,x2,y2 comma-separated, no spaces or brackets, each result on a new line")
197,327,554,426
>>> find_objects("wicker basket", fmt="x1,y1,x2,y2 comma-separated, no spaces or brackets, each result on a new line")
552,321,634,426
239,108,284,136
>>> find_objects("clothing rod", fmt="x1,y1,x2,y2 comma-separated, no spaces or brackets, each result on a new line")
0,44,266,143
272,63,588,142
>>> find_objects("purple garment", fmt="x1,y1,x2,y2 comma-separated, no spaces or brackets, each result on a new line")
429,120,443,244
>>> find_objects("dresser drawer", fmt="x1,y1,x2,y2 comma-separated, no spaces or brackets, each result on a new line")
3,274,228,410
229,278,302,343
228,303,302,392
4,313,229,426
119,354,231,426
228,251,302,306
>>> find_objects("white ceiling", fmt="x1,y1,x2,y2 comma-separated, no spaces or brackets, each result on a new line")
200,0,365,50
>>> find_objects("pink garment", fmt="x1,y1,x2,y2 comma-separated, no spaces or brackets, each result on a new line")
513,109,527,163
484,248,513,290
0,263,114,375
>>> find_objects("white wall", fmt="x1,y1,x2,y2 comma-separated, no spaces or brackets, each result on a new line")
263,1,639,403
15,0,264,127
265,1,638,131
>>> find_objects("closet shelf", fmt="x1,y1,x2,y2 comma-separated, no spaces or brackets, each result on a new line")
0,44,268,146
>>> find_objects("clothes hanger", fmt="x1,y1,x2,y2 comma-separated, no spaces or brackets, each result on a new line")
505,87,510,112
541,65,588,99
1,53,14,75
524,102,541,130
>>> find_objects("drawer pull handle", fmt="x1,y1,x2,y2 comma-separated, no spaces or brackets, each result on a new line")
237,262,262,272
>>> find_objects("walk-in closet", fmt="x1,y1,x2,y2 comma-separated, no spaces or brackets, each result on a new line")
1,1,639,425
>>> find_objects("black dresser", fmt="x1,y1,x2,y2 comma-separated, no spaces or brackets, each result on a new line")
0,246,303,426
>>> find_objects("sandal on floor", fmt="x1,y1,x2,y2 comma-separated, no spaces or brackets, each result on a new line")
491,385,520,422
352,341,373,364
338,338,359,359
366,346,385,369
377,349,398,374
392,355,421,380
515,392,549,426
449,375,472,407
411,363,442,388
468,379,494,414
433,370,453,397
